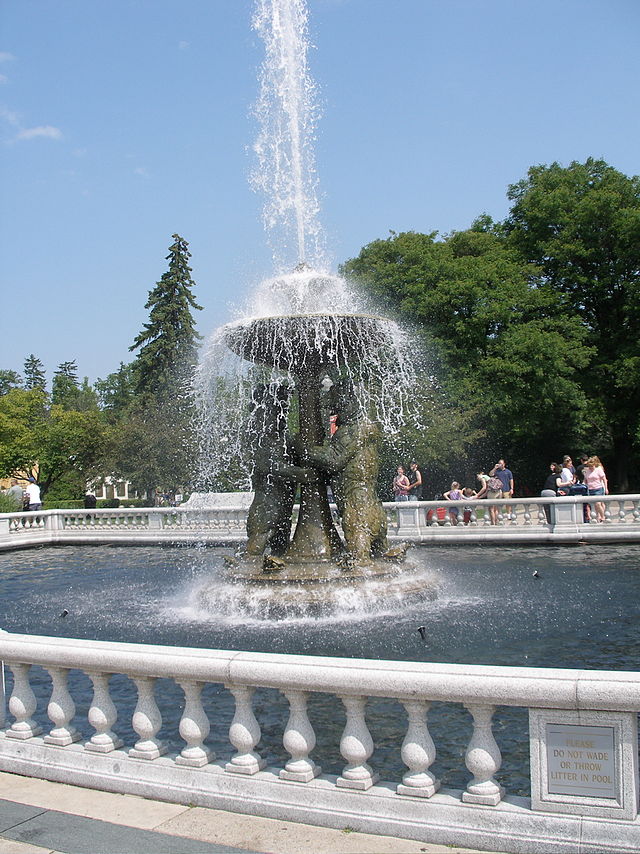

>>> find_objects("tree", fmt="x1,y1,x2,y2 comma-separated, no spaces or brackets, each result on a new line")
122,235,204,497
95,362,137,418
0,388,113,498
506,158,640,489
130,234,203,402
341,227,593,490
23,355,46,390
0,370,22,396
52,360,80,409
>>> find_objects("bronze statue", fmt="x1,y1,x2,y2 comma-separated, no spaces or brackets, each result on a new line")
304,384,388,564
246,384,317,557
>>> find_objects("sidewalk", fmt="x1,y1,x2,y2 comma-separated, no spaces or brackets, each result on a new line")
0,772,492,854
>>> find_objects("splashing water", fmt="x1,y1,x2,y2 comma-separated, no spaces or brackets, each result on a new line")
193,1,422,494
252,0,324,271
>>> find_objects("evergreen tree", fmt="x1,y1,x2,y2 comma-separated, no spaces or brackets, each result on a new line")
52,360,80,410
130,234,203,402
23,355,46,390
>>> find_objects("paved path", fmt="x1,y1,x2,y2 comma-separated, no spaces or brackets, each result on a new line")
0,772,493,854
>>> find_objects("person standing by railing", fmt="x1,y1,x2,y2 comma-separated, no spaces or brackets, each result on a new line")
489,459,514,521
540,462,561,523
25,477,42,511
584,456,609,522
392,466,410,502
407,461,423,501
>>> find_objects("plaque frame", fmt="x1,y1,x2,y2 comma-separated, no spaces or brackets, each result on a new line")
529,708,638,820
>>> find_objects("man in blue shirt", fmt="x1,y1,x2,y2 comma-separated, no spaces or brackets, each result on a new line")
490,459,514,517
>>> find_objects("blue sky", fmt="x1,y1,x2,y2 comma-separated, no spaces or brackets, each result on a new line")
2,0,639,384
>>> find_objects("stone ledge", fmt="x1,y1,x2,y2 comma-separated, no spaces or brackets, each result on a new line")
0,741,638,854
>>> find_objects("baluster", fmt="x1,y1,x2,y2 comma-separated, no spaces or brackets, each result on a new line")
176,680,213,767
44,667,80,745
6,663,42,739
462,704,505,805
84,671,123,753
617,502,626,524
469,510,477,527
633,500,640,524
225,685,266,775
397,700,440,798
336,695,379,790
604,505,612,523
280,690,321,782
129,676,167,759
523,504,532,526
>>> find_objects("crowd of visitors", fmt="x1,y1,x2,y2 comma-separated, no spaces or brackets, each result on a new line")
540,454,609,522
392,453,611,524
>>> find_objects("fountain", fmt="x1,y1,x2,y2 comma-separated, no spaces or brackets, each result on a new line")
195,0,422,586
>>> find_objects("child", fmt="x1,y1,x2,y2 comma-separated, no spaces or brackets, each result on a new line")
443,481,463,525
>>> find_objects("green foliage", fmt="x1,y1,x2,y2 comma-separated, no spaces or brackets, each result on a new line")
110,403,196,499
95,362,136,418
341,226,593,491
23,355,46,390
130,234,203,403
506,158,640,488
0,493,20,513
0,370,22,396
98,498,120,508
0,388,114,497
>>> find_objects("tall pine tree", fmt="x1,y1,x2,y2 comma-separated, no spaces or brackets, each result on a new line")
23,355,46,390
130,234,203,402
122,234,203,498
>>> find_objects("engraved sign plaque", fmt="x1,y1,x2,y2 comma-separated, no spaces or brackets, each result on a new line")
529,708,638,820
547,723,615,798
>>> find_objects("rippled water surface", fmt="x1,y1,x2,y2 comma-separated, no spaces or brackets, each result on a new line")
1,542,639,795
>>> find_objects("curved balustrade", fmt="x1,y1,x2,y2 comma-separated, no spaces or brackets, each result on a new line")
0,631,638,853
1,495,640,551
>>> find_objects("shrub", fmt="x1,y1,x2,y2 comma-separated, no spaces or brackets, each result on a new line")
0,493,22,513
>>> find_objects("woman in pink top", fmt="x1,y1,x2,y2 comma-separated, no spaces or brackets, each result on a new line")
584,455,609,522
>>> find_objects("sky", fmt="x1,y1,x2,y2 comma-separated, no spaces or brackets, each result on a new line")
1,0,639,385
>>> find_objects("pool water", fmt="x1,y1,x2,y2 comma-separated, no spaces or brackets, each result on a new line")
1,543,639,795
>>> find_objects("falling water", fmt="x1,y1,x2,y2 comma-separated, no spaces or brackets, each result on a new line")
194,0,421,494
252,0,324,271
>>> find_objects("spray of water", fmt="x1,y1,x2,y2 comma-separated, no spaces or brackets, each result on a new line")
252,0,325,271
193,0,422,494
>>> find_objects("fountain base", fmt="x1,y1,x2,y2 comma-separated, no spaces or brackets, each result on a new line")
194,551,439,618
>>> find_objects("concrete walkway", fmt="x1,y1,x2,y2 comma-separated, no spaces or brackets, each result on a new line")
0,772,493,854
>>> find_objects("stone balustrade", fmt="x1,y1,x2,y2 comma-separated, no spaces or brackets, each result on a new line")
1,494,640,550
0,630,638,852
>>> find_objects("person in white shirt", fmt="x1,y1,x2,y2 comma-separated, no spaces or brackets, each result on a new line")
26,477,42,510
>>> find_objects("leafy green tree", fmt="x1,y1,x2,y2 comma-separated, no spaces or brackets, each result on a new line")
0,388,48,480
95,363,137,418
0,370,22,396
110,407,193,499
0,388,113,498
341,227,593,490
130,234,203,402
506,158,640,489
23,355,46,390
